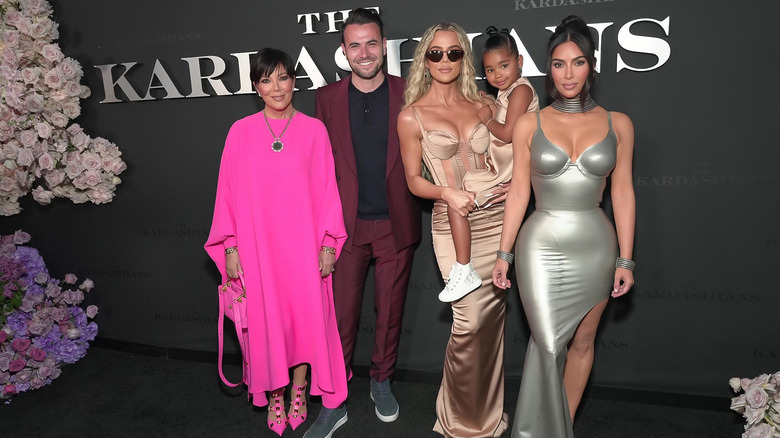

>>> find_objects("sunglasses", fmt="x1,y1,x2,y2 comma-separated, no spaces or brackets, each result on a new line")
425,49,465,63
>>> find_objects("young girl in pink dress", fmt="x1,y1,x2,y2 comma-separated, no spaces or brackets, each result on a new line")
439,27,539,302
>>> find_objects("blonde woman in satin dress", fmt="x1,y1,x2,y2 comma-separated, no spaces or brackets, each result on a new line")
398,22,510,437
492,15,636,437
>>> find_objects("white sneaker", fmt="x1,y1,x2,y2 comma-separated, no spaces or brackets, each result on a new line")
439,260,482,302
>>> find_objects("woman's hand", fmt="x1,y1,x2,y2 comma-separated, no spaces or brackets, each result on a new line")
226,252,242,279
319,249,336,278
612,268,634,297
442,187,476,217
483,182,510,208
492,259,511,289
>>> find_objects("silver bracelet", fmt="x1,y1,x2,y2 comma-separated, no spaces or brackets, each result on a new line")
321,246,336,254
496,250,514,264
615,257,635,271
224,246,238,255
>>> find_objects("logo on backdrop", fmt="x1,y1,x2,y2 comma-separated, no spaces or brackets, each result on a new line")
635,163,773,188
514,0,617,11
93,7,672,103
155,307,217,324
142,220,208,239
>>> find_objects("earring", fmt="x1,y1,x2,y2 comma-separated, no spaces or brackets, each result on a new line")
424,69,430,82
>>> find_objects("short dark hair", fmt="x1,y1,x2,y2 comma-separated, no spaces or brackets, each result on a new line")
341,8,384,45
545,15,597,106
249,48,295,85
483,26,519,58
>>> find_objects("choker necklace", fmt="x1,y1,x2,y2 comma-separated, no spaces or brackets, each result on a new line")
551,96,597,113
264,110,295,152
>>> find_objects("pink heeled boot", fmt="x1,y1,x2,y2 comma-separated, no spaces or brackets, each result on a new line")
287,381,308,430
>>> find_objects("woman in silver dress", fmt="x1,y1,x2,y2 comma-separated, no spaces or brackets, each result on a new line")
492,15,636,437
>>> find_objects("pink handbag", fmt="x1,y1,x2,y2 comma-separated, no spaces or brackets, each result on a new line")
218,271,249,387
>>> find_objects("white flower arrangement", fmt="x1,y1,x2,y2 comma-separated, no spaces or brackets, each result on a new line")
0,0,126,215
730,372,780,438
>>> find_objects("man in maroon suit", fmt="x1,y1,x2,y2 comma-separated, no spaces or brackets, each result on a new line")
314,7,421,431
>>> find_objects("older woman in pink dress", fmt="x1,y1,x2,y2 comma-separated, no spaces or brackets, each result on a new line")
205,48,348,438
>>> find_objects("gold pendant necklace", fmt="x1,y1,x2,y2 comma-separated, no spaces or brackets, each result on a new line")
264,110,295,152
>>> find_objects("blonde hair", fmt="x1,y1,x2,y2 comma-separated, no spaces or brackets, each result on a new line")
403,22,481,108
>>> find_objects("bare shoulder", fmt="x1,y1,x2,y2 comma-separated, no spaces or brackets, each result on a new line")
398,105,417,124
610,111,634,131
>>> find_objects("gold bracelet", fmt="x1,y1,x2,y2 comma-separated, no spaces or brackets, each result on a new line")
224,246,238,255
321,246,336,254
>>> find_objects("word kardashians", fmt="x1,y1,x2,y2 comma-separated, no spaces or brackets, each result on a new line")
95,15,670,103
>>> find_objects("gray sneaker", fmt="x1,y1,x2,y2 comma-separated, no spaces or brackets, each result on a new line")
370,378,399,422
303,405,348,438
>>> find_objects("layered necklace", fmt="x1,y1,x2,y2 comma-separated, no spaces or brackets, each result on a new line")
263,109,296,152
551,96,597,114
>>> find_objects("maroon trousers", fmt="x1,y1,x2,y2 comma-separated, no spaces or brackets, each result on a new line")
332,218,414,382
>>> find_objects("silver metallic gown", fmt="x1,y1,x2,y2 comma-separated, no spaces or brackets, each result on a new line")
512,112,618,438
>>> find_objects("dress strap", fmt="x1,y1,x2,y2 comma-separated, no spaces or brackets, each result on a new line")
534,110,542,133
607,111,613,130
411,107,427,133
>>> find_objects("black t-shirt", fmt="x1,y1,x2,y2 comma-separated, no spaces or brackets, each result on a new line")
348,77,390,220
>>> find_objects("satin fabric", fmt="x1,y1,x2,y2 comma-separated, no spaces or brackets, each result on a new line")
511,112,618,437
205,112,348,408
464,77,539,207
411,108,509,437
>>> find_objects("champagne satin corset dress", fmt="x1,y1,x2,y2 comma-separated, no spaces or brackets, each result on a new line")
511,111,618,438
411,107,510,437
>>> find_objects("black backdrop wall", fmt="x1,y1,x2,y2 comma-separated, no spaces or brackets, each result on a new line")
4,0,778,398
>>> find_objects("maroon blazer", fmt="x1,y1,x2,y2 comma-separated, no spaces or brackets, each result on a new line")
315,74,421,253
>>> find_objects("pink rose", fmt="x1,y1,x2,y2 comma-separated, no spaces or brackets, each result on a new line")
32,186,53,204
37,364,54,379
86,305,98,318
12,337,31,353
2,47,18,67
29,21,50,39
30,348,47,363
112,159,127,174
1,30,19,48
45,111,68,128
81,152,101,171
25,94,44,113
26,322,48,336
41,44,63,63
3,385,17,395
37,152,54,171
59,58,82,79
0,331,6,344
34,272,49,284
45,283,62,298
8,358,25,373
64,81,82,97
51,307,68,321
44,68,63,89
21,67,38,84
34,122,52,138
4,10,21,26
50,367,61,380
19,298,35,313
16,147,34,167
43,169,65,187
13,230,30,244
0,354,10,372
64,272,78,283
29,376,46,389
62,289,84,305
745,423,775,438
14,369,32,383
89,188,113,204
64,162,82,179
81,279,95,291
746,385,770,409
0,177,17,193
18,129,37,147
79,85,91,99
62,101,81,118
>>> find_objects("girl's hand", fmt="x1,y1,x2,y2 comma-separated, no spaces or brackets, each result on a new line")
319,249,336,278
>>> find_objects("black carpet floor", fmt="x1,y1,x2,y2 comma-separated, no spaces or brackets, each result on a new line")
0,346,744,438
